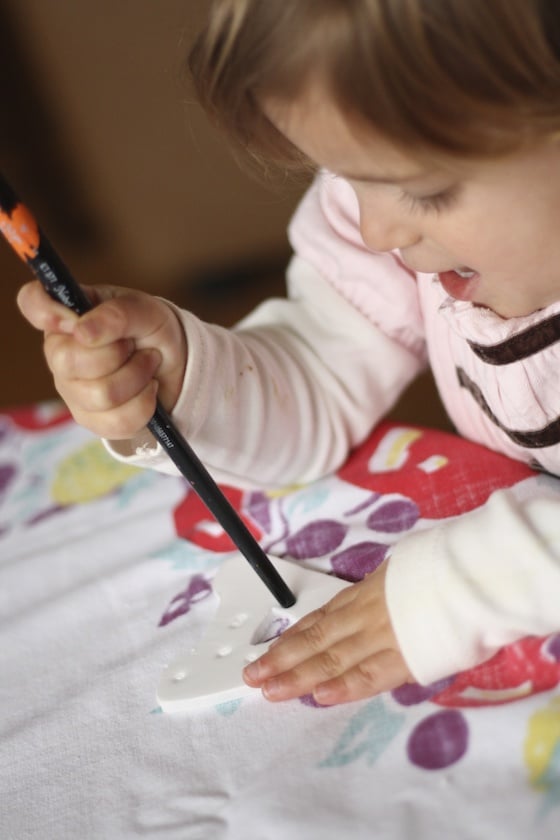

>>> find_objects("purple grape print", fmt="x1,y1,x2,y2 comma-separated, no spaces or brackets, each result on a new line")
299,694,327,709
0,421,10,444
331,541,388,582
407,710,468,769
545,634,560,662
246,491,273,534
25,504,67,526
343,492,380,516
159,576,212,627
367,498,419,533
285,519,347,560
391,676,456,706
0,463,16,496
251,611,293,644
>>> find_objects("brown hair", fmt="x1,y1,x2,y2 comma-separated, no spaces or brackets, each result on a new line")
188,0,560,166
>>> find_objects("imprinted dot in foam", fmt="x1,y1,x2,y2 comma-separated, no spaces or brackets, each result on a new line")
229,612,249,628
173,670,188,682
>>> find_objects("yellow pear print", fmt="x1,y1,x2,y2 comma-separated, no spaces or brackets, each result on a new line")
51,440,139,505
524,696,560,789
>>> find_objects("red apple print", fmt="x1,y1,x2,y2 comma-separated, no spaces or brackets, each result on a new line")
173,484,264,552
430,635,560,709
338,421,534,519
6,403,71,431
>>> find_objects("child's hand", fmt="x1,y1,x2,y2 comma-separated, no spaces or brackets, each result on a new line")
17,281,187,440
243,562,413,705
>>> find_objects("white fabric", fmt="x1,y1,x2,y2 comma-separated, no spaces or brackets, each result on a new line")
3,406,560,839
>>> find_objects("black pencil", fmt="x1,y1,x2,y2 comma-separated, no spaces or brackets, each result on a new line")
0,174,296,608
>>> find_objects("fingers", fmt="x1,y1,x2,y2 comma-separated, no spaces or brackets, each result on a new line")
17,280,126,340
46,333,162,438
71,287,171,351
271,583,359,643
243,563,412,705
245,619,395,704
248,579,372,679
246,632,410,706
68,379,160,441
16,280,188,438
52,345,162,413
44,331,136,381
58,286,187,414
17,280,79,333
18,280,171,350
311,649,410,705
247,632,369,703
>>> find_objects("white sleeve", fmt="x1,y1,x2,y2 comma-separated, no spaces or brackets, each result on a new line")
386,481,560,684
104,172,426,487
104,257,423,487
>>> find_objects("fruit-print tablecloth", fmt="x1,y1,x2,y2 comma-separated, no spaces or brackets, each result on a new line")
2,401,560,839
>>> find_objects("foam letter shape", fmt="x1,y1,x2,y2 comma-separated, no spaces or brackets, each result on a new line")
157,553,349,713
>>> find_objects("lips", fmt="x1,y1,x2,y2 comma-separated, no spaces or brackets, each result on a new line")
438,268,480,302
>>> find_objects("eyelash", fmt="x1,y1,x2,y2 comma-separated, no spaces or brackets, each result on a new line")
398,187,459,214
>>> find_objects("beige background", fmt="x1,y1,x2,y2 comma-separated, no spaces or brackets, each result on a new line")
0,0,448,430
3,0,302,283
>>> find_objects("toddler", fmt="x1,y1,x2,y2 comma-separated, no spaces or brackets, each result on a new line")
18,0,560,706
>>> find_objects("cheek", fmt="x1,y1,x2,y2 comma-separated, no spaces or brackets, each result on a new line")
353,187,381,221
352,193,388,247
431,208,500,265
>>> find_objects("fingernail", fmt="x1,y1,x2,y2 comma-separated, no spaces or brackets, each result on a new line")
75,319,99,343
262,678,282,700
243,661,260,683
313,684,335,705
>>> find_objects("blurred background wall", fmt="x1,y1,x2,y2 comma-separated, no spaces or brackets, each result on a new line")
0,0,448,427
0,0,304,406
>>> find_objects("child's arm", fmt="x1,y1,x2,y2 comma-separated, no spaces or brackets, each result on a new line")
102,172,428,487
18,173,426,488
104,256,424,486
243,485,560,704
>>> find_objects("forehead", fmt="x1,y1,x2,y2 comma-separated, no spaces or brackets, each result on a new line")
264,86,437,181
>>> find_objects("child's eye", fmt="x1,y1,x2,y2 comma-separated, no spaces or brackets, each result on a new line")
399,186,459,214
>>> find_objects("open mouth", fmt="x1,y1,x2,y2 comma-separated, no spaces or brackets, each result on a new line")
438,267,480,302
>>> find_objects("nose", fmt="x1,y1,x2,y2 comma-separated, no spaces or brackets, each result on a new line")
356,194,421,253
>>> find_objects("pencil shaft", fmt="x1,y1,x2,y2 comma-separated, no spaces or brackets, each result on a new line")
149,406,295,605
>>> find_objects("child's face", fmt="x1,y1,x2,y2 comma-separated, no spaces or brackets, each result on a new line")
266,89,560,319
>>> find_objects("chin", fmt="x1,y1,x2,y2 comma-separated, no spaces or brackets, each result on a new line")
481,300,547,319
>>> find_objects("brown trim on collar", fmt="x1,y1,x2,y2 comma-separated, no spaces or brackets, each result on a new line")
457,367,560,448
467,313,560,365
